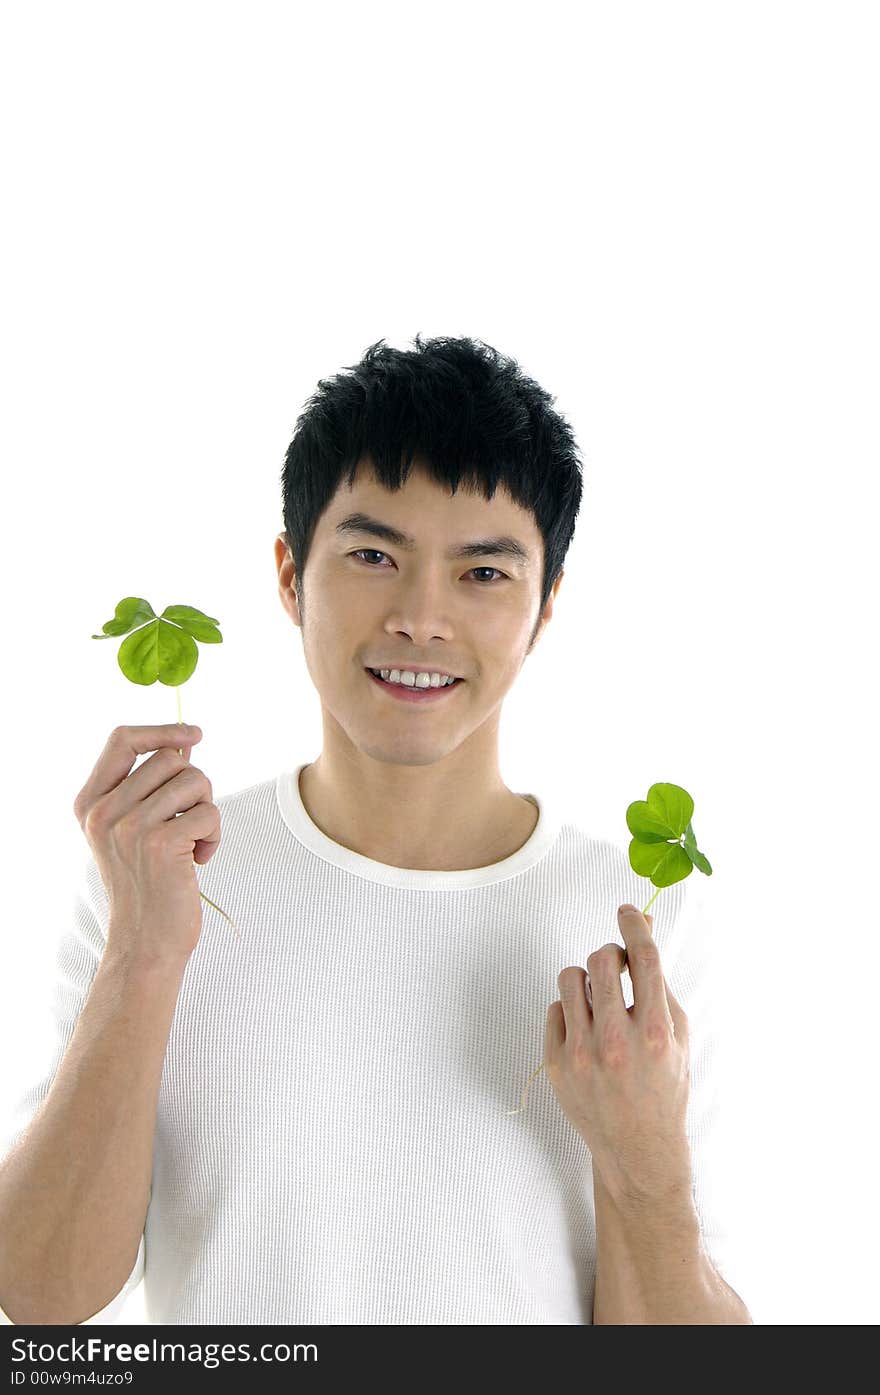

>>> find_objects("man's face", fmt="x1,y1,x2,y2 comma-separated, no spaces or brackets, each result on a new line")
274,459,562,768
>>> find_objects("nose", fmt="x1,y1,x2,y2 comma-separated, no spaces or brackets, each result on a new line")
382,571,455,647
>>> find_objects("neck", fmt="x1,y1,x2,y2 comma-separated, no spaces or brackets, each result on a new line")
298,745,538,872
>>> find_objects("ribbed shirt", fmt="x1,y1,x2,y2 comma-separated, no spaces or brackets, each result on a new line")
1,765,733,1325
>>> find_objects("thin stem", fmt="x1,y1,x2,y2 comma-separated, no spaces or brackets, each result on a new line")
174,703,241,940
641,885,661,914
504,1060,546,1116
505,891,660,1114
198,889,241,939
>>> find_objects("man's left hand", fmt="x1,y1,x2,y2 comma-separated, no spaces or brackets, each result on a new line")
544,904,693,1209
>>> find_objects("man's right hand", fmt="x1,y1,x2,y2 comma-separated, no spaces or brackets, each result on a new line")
73,724,220,964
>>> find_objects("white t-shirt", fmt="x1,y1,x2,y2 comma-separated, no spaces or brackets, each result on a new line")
1,765,734,1324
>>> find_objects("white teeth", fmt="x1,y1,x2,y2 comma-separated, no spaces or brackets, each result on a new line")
372,668,456,688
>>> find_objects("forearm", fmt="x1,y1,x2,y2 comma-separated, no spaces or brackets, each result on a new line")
592,1168,753,1324
0,943,187,1324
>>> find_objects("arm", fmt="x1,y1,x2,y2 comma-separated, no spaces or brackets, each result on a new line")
0,941,187,1325
592,1168,753,1324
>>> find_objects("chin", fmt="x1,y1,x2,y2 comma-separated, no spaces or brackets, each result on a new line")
352,735,454,768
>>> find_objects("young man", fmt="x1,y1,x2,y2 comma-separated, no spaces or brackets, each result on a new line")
0,336,749,1324
274,456,555,873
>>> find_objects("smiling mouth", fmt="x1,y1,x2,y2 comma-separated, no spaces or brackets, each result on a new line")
364,667,464,700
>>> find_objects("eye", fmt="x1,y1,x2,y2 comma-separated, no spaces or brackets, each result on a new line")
349,550,508,583
351,549,389,566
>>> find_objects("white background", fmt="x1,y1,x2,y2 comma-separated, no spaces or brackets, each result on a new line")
1,0,877,1326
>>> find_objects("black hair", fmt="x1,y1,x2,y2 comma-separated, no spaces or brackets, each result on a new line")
280,333,585,645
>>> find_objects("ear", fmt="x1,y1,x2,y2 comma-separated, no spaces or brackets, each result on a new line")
527,567,565,653
274,533,303,628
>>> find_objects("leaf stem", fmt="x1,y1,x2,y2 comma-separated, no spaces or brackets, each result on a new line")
641,885,661,914
197,889,241,938
504,891,660,1115
174,702,241,941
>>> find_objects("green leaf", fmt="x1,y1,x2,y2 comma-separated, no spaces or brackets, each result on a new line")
90,597,157,639
159,605,223,644
626,781,712,889
91,596,224,687
117,620,199,686
683,819,713,875
628,837,694,887
626,782,694,841
691,848,713,875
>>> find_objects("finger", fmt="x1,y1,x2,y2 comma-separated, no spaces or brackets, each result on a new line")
586,943,628,1025
621,910,653,972
618,906,664,1014
557,966,592,1038
663,979,688,1042
77,724,203,811
544,999,565,1057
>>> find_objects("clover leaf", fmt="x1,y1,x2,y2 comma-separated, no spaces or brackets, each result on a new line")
91,596,239,938
626,781,712,916
506,780,712,1115
91,597,223,686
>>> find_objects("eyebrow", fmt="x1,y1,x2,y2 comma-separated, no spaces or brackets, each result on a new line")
334,512,532,565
